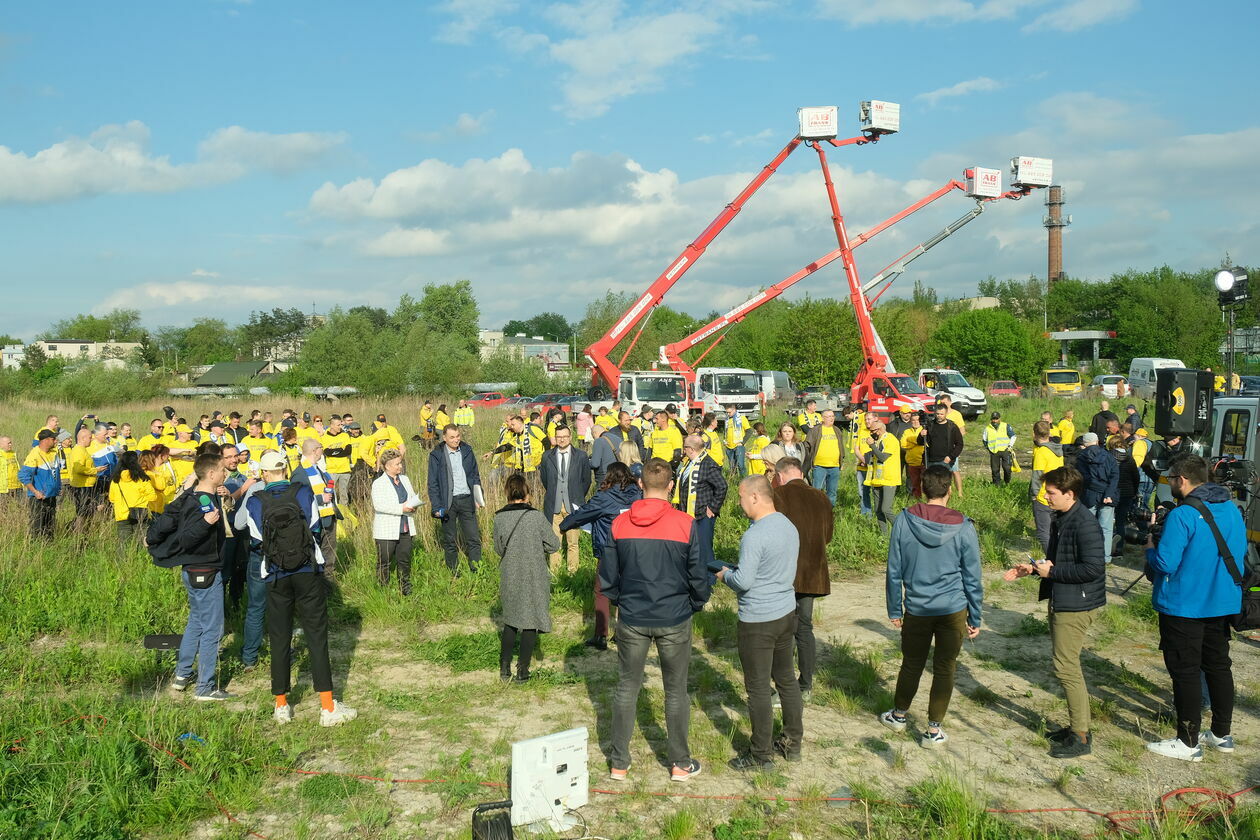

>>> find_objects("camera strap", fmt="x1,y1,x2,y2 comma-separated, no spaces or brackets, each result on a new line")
1181,497,1244,587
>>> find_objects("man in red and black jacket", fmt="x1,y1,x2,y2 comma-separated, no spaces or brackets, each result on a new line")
600,457,712,784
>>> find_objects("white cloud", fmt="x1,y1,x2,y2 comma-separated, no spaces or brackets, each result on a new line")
1024,0,1137,32
190,268,220,278
815,0,1042,26
917,77,1003,106
411,110,494,143
94,279,356,321
435,0,518,44
0,121,347,204
693,128,775,146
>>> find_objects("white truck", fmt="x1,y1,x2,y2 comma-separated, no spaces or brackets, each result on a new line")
693,366,762,417
915,368,987,420
612,371,689,418
1128,358,1185,400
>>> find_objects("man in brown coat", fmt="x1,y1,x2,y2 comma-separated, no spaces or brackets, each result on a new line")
772,456,834,701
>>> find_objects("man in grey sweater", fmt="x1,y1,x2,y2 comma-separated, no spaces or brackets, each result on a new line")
717,475,803,771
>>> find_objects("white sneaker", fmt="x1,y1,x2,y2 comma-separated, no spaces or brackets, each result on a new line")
1201,731,1235,753
320,700,358,727
1146,737,1203,762
920,727,948,748
274,704,293,725
879,710,908,732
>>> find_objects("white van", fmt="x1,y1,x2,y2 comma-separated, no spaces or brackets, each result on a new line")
1128,358,1185,400
754,370,794,403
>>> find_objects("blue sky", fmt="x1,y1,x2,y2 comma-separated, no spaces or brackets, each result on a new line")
1,0,1257,340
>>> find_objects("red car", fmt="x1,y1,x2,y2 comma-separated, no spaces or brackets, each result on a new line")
468,392,508,408
988,380,1022,397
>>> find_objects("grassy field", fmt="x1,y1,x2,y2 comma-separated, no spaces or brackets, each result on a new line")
2,394,1258,839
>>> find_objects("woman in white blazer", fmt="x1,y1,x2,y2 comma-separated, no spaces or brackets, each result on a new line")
372,449,422,594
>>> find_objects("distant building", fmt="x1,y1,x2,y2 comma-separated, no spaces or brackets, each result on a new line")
1,345,24,370
933,296,1000,312
478,330,570,365
194,361,276,387
2,340,142,369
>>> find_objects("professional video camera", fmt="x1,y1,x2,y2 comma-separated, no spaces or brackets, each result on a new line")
1124,500,1176,546
1211,454,1255,498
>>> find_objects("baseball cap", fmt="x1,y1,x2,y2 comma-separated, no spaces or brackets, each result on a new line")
991,411,1001,420
176,424,193,435
347,421,362,430
1126,404,1137,411
303,412,311,422
209,420,225,430
37,429,56,441
1081,432,1099,445
258,450,288,471
377,413,387,422
56,430,72,443
281,418,297,429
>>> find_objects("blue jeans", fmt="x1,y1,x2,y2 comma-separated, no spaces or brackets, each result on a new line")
812,465,840,506
695,514,716,571
1091,505,1115,563
241,551,267,666
1138,474,1155,511
725,445,746,476
848,468,871,515
176,569,224,695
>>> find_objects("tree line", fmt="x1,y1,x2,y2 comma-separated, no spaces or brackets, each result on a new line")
1,263,1247,403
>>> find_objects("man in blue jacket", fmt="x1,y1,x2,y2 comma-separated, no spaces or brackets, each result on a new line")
427,424,484,576
882,464,982,748
19,429,63,538
1076,432,1119,562
1144,454,1245,762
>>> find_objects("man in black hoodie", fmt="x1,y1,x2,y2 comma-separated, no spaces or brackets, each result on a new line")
170,453,231,701
1005,466,1106,759
921,403,964,471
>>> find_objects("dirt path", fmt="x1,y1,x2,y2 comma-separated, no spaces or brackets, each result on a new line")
191,557,1260,839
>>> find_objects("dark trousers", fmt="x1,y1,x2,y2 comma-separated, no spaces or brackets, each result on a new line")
318,518,338,576
893,609,967,722
610,618,694,769
442,494,482,573
593,548,612,639
1158,612,1234,747
694,514,716,571
907,465,923,498
220,534,248,609
871,484,896,534
1113,495,1135,556
267,571,333,696
500,624,537,677
737,610,804,760
70,486,96,531
29,496,57,539
1033,500,1053,555
989,451,1012,485
375,535,413,594
794,595,817,691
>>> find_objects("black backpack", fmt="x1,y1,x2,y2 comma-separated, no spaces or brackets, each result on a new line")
147,493,196,567
259,483,316,572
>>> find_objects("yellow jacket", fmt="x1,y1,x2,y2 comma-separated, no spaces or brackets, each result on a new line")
68,444,99,488
454,406,475,426
109,474,158,521
899,427,925,467
705,429,723,464
1055,418,1075,446
746,434,770,475
865,433,902,487
0,450,18,493
320,432,353,474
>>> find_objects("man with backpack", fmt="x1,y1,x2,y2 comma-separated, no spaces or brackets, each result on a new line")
244,450,356,727
1144,455,1246,762
162,453,232,701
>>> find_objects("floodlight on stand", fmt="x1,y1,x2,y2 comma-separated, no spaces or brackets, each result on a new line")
1215,266,1249,306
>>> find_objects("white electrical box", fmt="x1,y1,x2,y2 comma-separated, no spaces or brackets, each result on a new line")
965,167,1002,198
511,727,589,831
1010,156,1053,188
859,100,900,135
797,106,838,139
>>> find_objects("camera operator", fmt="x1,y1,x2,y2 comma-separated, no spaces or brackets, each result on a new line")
1143,454,1245,762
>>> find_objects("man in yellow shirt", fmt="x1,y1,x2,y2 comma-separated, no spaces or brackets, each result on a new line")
595,406,618,430
900,412,925,498
796,400,822,430
1029,420,1064,553
373,414,406,460
745,423,771,476
648,411,684,464
67,426,103,531
453,400,475,428
0,435,18,498
117,423,139,452
863,418,902,533
239,419,280,471
804,409,843,506
1055,409,1076,449
723,404,749,476
320,415,354,499
136,418,167,452
703,413,724,465
168,426,199,484
295,413,320,442
981,411,1017,486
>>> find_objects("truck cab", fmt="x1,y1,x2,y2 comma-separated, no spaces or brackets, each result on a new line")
1197,395,1260,540
1041,368,1083,397
694,367,762,417
860,372,935,420
616,371,688,418
916,368,987,420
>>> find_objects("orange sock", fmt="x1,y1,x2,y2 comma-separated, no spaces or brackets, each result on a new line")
275,694,288,709
319,691,334,712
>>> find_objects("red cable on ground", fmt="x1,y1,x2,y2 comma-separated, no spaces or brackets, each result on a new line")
7,716,1257,840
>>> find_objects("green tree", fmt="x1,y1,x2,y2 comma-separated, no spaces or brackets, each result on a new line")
930,308,1054,386
772,298,861,387
346,305,390,330
297,310,398,393
240,308,310,360
503,312,573,341
180,318,238,366
977,275,1046,322
873,301,939,374
44,308,145,342
418,280,480,355
402,321,481,394
1109,267,1225,369
706,299,793,371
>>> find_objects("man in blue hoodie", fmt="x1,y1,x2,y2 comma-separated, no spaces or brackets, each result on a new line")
881,464,982,748
1144,454,1245,762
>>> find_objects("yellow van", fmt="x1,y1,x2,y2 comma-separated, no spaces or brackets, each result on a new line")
1041,368,1082,397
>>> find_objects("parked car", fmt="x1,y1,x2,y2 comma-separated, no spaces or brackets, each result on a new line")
468,391,508,408
526,393,568,415
988,380,1022,398
791,385,847,415
1090,374,1129,398
553,395,588,413
1240,376,1260,397
500,396,532,412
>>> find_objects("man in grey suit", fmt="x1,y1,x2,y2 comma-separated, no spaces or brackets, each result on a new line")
540,425,593,574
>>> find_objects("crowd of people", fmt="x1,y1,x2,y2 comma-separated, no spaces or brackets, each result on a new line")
0,393,1249,774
